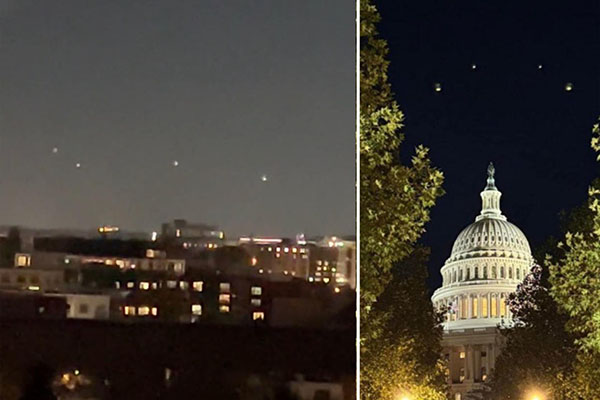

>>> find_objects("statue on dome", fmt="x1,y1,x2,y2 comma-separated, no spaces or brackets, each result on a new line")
488,162,495,179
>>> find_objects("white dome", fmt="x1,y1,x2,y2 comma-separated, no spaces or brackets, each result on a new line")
449,218,531,263
431,163,533,331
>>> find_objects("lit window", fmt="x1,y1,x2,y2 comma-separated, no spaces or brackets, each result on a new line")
481,367,487,381
192,281,203,292
459,368,465,383
459,351,465,359
16,255,30,267
123,306,136,316
455,393,462,400
491,296,498,317
151,282,158,289
251,257,258,266
482,296,488,318
252,312,265,321
126,282,134,289
284,247,289,253
500,297,506,317
308,277,314,282
115,282,121,289
176,229,181,237
317,260,322,266
472,297,478,318
251,298,261,307
251,286,262,296
138,306,150,316
323,277,330,283
166,280,177,289
219,294,231,304
191,304,202,315
179,281,189,290
219,282,230,292
139,282,150,290
219,305,230,313
151,307,158,316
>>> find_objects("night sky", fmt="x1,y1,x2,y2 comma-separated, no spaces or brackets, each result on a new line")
0,1,354,238
375,1,600,290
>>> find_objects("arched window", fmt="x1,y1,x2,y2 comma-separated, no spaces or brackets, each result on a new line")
472,296,478,318
491,295,498,317
453,271,457,283
474,266,479,278
492,266,497,279
500,266,505,278
483,266,487,279
508,267,513,279
466,268,470,280
459,269,463,281
516,268,521,279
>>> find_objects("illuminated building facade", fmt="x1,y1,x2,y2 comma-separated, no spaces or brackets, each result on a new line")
308,236,356,290
431,165,533,399
239,237,310,279
161,219,224,249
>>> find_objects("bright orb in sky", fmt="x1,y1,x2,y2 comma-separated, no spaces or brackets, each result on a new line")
172,160,179,167
261,174,268,182
52,147,58,154
471,64,477,69
538,64,543,69
434,83,442,92
75,163,81,168
565,82,573,92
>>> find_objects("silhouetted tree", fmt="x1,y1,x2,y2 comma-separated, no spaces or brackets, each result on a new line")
19,363,56,400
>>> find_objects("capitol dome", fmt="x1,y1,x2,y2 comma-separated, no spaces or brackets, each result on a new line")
431,163,533,330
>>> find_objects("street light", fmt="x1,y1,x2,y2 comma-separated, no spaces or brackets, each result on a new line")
526,389,545,400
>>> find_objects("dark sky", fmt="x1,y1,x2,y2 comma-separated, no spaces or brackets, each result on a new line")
375,1,600,290
0,1,355,238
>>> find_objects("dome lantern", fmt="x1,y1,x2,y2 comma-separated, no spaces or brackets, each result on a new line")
477,162,506,222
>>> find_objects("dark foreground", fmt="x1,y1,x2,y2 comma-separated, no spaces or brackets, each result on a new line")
0,319,355,399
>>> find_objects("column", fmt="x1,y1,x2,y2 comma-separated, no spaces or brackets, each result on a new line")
466,345,473,381
467,295,472,319
473,347,479,382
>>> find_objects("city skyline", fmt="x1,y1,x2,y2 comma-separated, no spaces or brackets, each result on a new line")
0,1,355,238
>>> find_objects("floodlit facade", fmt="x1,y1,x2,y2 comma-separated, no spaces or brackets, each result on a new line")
431,164,533,399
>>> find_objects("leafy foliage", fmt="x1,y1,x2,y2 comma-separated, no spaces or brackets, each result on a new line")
359,0,444,319
549,118,600,353
484,118,600,399
360,248,447,400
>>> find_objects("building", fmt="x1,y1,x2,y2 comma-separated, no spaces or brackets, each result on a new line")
431,164,533,400
0,268,64,292
308,236,356,290
239,236,310,279
160,219,224,249
47,292,111,320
